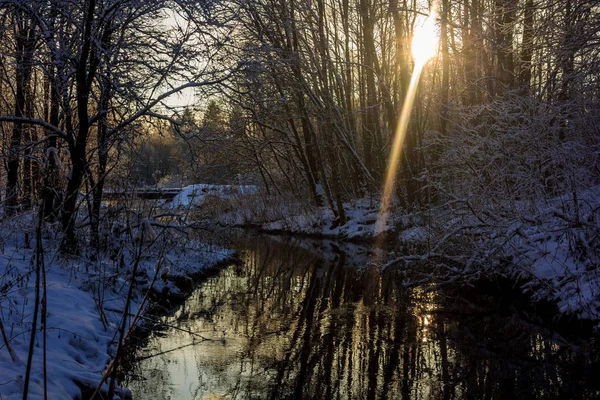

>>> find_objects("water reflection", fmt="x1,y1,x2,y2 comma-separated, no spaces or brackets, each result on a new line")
125,237,600,399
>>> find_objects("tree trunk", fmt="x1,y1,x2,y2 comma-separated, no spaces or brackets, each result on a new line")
440,0,450,135
560,0,575,100
6,16,35,215
22,71,38,210
462,0,479,104
61,0,98,251
390,1,419,207
289,0,323,205
518,0,535,94
42,67,61,220
91,27,114,247
360,0,383,181
495,0,518,90
62,140,87,249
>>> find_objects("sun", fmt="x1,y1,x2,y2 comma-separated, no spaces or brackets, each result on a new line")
412,13,439,67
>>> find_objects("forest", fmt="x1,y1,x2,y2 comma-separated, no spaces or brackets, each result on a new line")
0,0,599,398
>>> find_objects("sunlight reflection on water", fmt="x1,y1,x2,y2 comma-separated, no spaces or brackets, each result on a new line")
125,236,599,400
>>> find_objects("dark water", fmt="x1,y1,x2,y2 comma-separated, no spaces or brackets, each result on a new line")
124,236,600,399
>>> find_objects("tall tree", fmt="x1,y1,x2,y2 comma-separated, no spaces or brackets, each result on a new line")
494,0,518,90
5,7,36,215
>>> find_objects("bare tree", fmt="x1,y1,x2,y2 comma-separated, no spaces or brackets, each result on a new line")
0,0,234,250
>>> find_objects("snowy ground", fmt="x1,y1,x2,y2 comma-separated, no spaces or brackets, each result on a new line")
213,195,402,242
508,189,600,320
168,185,391,241
170,184,258,209
0,215,232,399
260,198,390,240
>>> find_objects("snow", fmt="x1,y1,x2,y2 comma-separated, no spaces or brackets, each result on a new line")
216,196,399,241
134,218,157,243
0,218,233,399
170,184,258,208
507,187,600,319
398,226,429,244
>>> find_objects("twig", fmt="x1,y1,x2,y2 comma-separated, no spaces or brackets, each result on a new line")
103,308,219,342
134,341,202,362
0,318,17,363
23,207,45,400
90,246,167,398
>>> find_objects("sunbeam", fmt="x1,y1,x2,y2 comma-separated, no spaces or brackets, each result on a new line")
374,8,439,241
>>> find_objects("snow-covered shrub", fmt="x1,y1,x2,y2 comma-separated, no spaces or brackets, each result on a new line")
428,95,600,215
134,218,158,244
227,192,305,225
409,95,600,316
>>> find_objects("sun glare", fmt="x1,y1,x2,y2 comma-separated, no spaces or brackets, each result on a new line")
373,7,439,246
412,14,439,67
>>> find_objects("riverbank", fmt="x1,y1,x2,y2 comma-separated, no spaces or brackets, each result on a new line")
212,196,418,246
0,215,233,399
204,189,600,323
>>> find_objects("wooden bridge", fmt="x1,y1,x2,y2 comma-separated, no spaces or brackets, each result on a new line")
103,188,182,200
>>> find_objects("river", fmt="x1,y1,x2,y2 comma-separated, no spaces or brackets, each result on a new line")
124,234,600,399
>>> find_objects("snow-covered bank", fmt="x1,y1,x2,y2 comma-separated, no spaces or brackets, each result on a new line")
201,188,600,323
214,196,401,243
260,199,391,241
382,187,600,322
509,190,600,320
0,218,233,399
170,184,258,209
163,185,396,243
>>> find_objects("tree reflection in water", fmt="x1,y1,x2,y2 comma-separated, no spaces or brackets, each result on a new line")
125,237,600,399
